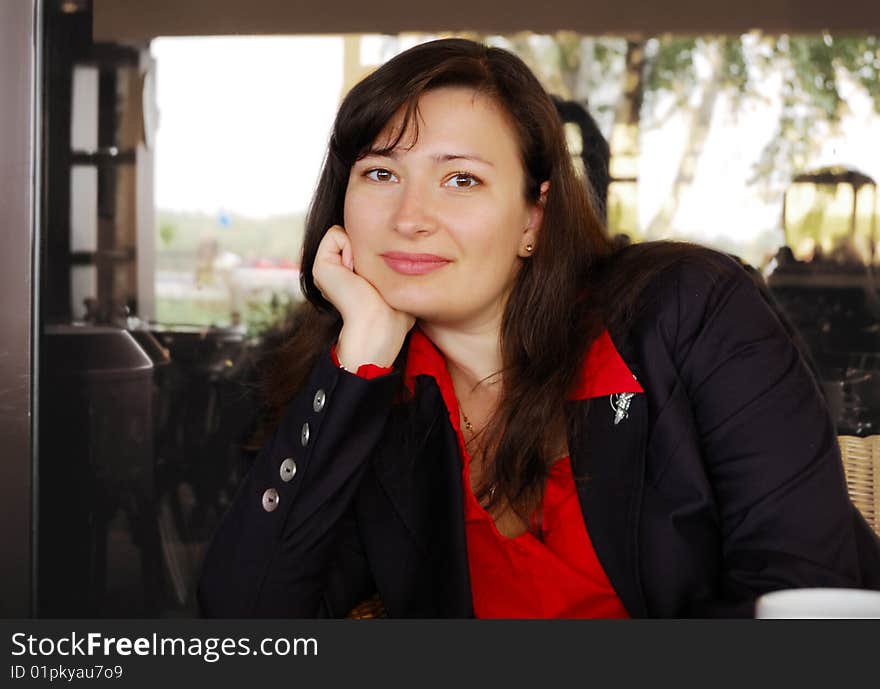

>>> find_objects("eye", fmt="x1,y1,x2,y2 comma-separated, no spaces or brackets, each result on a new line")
444,172,481,189
364,168,398,183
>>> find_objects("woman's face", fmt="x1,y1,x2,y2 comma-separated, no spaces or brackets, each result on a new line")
342,87,544,329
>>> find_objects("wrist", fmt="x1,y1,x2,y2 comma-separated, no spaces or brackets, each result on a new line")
336,319,408,370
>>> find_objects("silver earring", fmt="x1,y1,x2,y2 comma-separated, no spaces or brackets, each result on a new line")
525,244,534,253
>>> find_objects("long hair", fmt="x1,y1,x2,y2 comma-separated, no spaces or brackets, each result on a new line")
258,38,723,526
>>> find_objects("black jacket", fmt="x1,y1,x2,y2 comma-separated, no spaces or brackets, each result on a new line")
198,253,880,618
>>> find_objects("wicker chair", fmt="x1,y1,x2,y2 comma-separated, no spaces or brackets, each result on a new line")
838,435,880,536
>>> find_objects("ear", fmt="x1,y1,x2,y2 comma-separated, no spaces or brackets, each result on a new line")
520,180,550,257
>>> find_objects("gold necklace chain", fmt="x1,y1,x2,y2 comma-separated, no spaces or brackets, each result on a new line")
460,409,497,502
460,409,486,441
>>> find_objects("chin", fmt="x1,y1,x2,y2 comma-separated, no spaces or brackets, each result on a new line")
380,285,447,321
374,276,452,317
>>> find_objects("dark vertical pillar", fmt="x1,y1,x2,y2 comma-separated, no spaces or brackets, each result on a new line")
0,0,38,617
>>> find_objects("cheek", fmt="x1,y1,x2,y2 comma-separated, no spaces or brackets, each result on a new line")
341,189,358,234
343,193,373,248
342,193,384,279
457,202,525,252
344,188,392,237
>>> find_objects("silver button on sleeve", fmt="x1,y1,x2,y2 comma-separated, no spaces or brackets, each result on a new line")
313,389,326,412
262,488,279,512
301,422,310,447
279,458,297,482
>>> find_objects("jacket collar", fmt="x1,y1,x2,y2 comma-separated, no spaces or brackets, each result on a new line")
373,327,649,617
402,326,643,405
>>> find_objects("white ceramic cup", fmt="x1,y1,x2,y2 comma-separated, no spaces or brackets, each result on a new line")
755,587,880,619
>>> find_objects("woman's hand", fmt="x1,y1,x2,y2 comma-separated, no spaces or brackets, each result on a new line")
313,225,415,370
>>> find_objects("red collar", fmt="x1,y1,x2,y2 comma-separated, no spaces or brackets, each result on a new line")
570,328,644,399
403,328,643,414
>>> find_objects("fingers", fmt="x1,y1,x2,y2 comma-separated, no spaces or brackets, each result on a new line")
319,225,357,272
341,239,354,272
314,226,361,310
317,225,346,263
312,227,415,363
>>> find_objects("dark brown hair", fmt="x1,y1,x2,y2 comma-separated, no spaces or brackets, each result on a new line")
258,38,728,527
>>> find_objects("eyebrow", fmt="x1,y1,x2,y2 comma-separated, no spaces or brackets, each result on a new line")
361,149,495,167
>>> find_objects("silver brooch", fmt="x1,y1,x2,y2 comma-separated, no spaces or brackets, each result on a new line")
610,392,635,425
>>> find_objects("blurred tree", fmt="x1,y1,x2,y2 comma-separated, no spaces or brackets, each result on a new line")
490,32,880,240
750,35,880,198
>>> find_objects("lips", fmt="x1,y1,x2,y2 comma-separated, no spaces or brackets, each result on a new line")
381,252,451,276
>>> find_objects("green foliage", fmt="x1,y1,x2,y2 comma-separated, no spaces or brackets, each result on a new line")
155,297,231,327
718,36,752,105
502,33,625,124
155,210,305,259
644,37,698,96
155,210,306,333
827,35,880,110
615,32,878,201
750,33,879,196
788,35,845,121
156,291,304,336
556,32,581,73
749,110,816,197
158,221,176,247
455,30,877,200
593,39,624,68
241,291,301,338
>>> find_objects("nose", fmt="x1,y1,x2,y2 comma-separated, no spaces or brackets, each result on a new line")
392,181,436,237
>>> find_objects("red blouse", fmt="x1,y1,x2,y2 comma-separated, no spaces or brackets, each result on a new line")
335,328,644,618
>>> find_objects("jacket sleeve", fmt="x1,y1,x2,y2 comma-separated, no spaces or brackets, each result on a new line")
664,256,873,616
197,349,401,618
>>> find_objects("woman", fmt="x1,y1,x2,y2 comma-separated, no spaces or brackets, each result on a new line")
198,38,879,618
